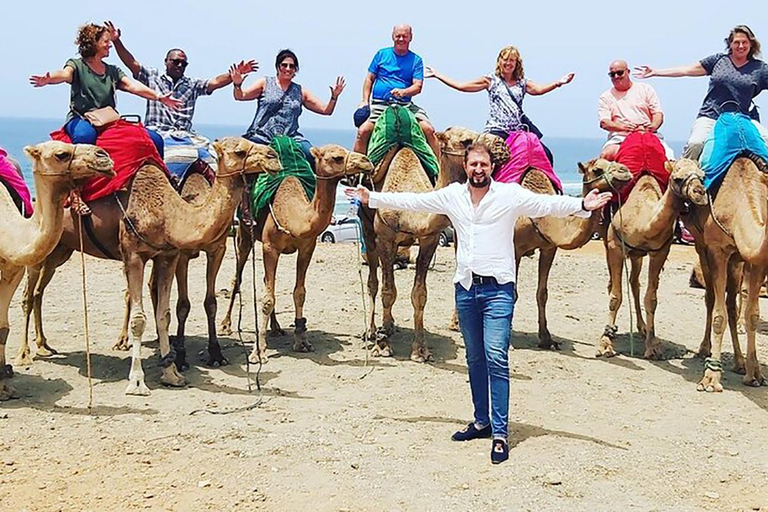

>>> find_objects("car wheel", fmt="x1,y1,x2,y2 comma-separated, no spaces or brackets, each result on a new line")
438,232,449,247
321,232,335,243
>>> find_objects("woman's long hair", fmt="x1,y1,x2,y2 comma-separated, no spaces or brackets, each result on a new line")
725,25,761,59
495,46,524,81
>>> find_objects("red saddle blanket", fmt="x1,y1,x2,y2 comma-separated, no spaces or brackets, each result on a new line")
51,120,169,202
614,131,669,203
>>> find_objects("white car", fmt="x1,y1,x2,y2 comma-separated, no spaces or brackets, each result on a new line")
320,215,361,244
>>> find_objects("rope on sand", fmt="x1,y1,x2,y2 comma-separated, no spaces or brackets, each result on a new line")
76,214,94,409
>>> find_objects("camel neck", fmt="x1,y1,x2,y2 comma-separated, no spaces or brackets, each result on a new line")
308,177,339,237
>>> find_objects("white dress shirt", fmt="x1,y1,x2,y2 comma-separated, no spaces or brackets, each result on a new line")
369,180,589,290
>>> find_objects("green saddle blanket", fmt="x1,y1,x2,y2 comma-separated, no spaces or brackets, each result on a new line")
251,136,316,217
367,105,440,180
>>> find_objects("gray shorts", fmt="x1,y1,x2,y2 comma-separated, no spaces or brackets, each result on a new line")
368,100,430,125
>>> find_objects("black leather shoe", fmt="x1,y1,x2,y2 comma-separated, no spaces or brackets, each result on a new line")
451,422,491,442
491,439,509,464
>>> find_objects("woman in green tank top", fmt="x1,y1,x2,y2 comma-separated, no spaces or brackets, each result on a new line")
29,22,183,156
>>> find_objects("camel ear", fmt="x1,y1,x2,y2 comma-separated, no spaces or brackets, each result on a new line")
310,147,321,161
436,131,447,145
211,140,222,158
24,145,40,161
664,160,674,174
577,161,587,174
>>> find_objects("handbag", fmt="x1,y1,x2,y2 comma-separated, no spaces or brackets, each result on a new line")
83,106,120,128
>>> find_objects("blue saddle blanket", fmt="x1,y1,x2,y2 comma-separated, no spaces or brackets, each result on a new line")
701,112,768,190
163,131,217,181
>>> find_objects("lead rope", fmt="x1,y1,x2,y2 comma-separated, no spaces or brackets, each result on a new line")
76,213,94,409
350,188,372,377
612,186,635,357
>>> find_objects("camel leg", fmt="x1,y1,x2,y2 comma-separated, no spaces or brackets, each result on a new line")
696,248,714,358
628,255,646,337
535,246,558,350
269,311,285,337
697,250,728,393
16,264,40,367
597,240,624,357
172,251,191,370
153,253,185,388
742,264,767,387
203,244,229,366
124,252,151,396
361,212,380,346
726,259,745,373
219,224,252,336
374,239,397,358
643,248,670,360
249,245,278,364
410,237,438,363
0,267,25,400
292,242,315,353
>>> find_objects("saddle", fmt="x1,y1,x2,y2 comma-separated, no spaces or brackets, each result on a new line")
613,131,669,204
0,149,32,217
493,131,562,192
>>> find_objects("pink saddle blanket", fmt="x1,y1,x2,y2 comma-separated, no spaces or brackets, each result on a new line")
493,131,562,192
0,147,33,217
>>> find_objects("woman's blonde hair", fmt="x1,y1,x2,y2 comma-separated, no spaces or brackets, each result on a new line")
75,23,107,58
495,46,524,81
725,25,761,59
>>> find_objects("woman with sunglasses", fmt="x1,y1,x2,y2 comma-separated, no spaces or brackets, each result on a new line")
230,49,345,166
635,25,768,160
29,22,182,156
425,45,574,164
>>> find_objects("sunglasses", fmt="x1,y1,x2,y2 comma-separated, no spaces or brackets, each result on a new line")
168,58,188,68
280,62,296,70
608,70,626,78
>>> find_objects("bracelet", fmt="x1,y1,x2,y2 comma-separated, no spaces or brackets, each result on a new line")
330,96,338,101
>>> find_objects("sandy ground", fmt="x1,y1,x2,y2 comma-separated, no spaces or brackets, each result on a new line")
1,240,768,512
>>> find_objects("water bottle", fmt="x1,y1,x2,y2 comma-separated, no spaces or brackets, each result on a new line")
347,197,361,218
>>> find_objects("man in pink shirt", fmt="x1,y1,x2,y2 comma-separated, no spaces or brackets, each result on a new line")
598,60,674,160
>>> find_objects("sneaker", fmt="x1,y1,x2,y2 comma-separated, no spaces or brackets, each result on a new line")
451,422,491,442
491,439,509,464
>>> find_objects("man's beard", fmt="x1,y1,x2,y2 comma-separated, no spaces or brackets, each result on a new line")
469,175,490,188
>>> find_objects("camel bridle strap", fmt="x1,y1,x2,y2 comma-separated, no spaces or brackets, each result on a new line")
36,145,78,189
216,145,256,178
707,191,734,238
113,193,175,252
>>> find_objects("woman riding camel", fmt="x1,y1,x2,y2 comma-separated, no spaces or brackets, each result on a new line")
29,22,182,157
635,25,768,160
425,45,574,164
230,49,345,167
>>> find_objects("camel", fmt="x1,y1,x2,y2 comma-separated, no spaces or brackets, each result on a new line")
358,126,477,362
218,145,373,362
0,141,114,400
596,159,708,359
680,156,768,391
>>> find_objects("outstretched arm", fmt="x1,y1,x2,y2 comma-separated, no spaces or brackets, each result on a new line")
106,21,141,78
346,185,450,215
634,63,706,79
424,66,489,93
29,66,74,87
208,60,257,94
119,76,183,109
526,72,575,96
514,185,610,219
303,77,346,115
230,61,264,101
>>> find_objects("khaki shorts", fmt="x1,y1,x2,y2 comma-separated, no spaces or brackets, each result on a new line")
368,100,430,125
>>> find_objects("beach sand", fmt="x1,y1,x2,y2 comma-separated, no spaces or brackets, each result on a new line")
1,241,767,511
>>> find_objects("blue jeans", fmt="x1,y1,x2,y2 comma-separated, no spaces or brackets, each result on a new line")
64,117,165,158
455,279,516,438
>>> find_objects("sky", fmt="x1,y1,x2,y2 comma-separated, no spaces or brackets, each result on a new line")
1,0,766,141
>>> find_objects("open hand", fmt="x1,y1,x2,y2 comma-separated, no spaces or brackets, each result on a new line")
29,72,50,87
582,188,612,211
424,65,438,79
104,21,121,41
158,92,183,110
329,76,346,99
559,72,575,86
633,65,654,79
344,186,370,206
390,88,407,98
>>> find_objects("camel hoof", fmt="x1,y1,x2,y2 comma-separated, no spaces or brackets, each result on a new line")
696,370,723,393
0,381,18,401
733,362,747,375
202,349,228,368
35,345,57,358
124,379,151,396
113,338,131,351
378,323,396,338
538,337,560,350
269,328,287,338
743,374,767,387
371,344,392,358
160,365,187,388
596,337,617,358
644,346,663,360
448,319,460,332
15,352,34,368
293,341,314,353
248,350,269,365
410,349,433,363
217,322,233,337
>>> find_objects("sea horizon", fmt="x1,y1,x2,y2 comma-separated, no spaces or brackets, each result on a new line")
0,116,686,197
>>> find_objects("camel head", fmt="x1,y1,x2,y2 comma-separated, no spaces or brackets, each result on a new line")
23,141,114,186
212,137,281,177
437,127,476,161
310,145,374,179
577,158,632,194
666,158,708,206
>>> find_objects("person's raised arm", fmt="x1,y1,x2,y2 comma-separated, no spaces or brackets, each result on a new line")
29,67,74,87
230,62,264,101
525,72,575,96
424,66,490,93
106,21,141,78
303,77,346,115
208,60,257,94
346,184,451,215
119,76,183,109
634,63,706,79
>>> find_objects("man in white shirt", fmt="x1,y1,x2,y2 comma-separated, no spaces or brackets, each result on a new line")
347,139,610,464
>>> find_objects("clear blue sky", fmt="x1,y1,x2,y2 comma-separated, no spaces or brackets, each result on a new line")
2,0,766,141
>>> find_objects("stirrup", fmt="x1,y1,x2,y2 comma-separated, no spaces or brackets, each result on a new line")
70,191,92,216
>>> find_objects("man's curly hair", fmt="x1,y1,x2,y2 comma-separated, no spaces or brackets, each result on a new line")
75,23,107,58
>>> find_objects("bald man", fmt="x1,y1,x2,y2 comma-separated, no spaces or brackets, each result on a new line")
598,60,673,160
353,24,440,158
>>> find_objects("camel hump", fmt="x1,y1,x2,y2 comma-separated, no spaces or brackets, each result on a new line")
520,168,556,195
382,147,432,193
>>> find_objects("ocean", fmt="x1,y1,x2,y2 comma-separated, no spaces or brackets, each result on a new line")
0,117,686,197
